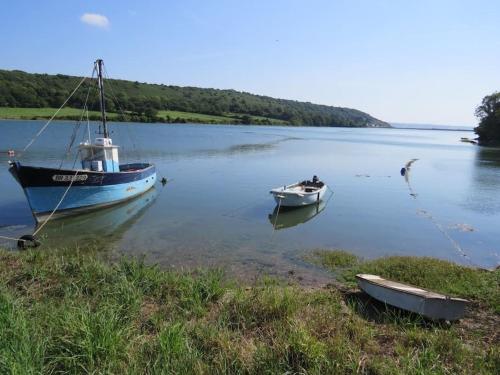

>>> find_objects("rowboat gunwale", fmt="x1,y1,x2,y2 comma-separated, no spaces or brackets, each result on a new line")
270,182,327,196
356,274,468,302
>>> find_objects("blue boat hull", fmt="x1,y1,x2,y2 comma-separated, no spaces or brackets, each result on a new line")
9,162,156,222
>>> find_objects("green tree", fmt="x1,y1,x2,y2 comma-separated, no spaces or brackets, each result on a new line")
475,92,500,146
240,115,251,124
144,107,158,119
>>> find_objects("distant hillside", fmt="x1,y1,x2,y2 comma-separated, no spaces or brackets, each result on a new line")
0,69,390,127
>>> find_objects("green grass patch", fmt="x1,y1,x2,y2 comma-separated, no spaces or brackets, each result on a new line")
311,249,359,268
0,107,119,120
226,112,289,125
0,247,498,374
0,107,287,125
157,110,288,125
156,110,237,124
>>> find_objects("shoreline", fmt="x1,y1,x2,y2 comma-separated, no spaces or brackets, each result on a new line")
1,117,478,132
0,116,391,128
0,246,497,373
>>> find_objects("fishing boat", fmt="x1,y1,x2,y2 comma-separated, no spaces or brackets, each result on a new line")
270,176,327,207
9,59,156,223
356,274,468,321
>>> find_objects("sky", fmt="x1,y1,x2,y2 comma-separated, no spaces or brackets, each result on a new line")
1,0,499,126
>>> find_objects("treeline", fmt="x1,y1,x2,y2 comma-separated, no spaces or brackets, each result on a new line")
475,92,500,146
0,69,389,127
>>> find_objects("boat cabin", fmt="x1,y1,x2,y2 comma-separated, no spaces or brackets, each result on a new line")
79,137,120,172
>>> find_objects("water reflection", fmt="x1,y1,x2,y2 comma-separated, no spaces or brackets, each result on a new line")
268,200,328,230
466,147,500,215
475,146,500,169
37,188,158,248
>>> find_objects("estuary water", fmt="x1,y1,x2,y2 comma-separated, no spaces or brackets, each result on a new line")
1,120,499,282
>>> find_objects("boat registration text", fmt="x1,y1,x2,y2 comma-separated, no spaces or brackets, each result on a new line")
52,174,88,182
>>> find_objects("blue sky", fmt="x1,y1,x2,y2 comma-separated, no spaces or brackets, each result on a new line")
1,0,499,126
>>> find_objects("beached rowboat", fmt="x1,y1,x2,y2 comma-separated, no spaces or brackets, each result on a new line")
356,274,468,321
270,176,327,207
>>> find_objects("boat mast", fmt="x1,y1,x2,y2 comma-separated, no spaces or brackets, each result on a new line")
95,59,108,138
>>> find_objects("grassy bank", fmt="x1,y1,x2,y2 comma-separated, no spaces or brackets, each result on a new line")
0,247,498,374
311,250,500,313
0,107,287,125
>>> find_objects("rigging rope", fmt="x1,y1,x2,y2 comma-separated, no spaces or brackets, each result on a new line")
19,76,87,157
59,121,82,169
103,66,141,162
58,73,97,169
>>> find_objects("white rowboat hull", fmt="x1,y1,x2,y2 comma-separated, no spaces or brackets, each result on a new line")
356,274,468,321
270,184,327,207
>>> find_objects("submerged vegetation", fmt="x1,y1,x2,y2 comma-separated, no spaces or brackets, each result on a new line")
0,69,389,127
0,246,498,374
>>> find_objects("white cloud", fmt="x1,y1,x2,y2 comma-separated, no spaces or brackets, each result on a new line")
80,13,109,29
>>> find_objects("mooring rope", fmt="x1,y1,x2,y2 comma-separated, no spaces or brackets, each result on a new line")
272,197,283,231
402,159,475,265
32,170,80,236
0,235,27,243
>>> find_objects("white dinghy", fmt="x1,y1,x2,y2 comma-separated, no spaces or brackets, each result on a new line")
270,176,327,207
356,274,468,321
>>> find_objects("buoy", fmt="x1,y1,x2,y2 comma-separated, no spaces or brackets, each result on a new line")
17,235,41,250
400,167,406,176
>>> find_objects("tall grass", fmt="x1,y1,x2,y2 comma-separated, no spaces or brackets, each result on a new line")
0,247,498,374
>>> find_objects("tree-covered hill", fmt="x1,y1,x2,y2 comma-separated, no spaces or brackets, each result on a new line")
0,69,390,127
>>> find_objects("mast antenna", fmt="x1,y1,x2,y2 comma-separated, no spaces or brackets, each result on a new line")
95,59,108,138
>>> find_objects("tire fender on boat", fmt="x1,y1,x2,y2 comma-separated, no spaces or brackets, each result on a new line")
17,235,41,250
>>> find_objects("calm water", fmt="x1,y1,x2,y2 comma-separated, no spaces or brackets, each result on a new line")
1,120,499,282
